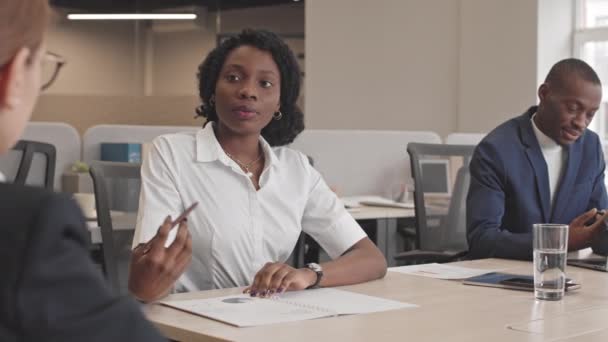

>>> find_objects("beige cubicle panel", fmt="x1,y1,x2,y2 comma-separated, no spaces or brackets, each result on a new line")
290,129,441,197
444,132,486,145
0,122,81,191
82,124,200,163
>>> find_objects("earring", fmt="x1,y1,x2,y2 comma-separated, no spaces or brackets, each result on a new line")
209,95,215,107
273,111,283,120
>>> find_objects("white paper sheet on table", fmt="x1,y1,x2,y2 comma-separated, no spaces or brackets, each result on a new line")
161,288,417,327
389,263,497,280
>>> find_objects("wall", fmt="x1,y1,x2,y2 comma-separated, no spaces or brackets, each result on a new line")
305,0,460,137
34,4,305,133
36,1,574,138
32,95,202,135
306,0,566,136
45,13,140,95
151,4,305,95
457,0,538,133
151,28,215,96
537,0,575,84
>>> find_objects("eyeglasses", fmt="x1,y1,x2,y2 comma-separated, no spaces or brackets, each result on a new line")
41,52,66,91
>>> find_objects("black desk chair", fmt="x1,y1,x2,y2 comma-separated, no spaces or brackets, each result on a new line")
5,140,56,189
394,143,474,265
89,161,141,294
289,155,321,268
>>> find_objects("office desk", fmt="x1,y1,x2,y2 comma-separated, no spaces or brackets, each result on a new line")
350,206,415,266
87,211,137,244
144,258,608,342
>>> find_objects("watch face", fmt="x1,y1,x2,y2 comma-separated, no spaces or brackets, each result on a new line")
305,263,323,289
307,263,322,272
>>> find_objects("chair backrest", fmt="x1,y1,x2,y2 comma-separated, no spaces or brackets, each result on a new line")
440,165,471,250
20,122,81,190
0,140,56,190
89,161,141,294
289,155,314,269
407,143,475,253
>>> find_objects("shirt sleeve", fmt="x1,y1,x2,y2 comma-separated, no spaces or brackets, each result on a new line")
132,136,183,249
299,154,367,259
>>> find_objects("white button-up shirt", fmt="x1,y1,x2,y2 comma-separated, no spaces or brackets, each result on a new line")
133,123,366,292
531,113,566,208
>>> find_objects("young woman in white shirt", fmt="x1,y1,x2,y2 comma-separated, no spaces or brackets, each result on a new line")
129,29,387,302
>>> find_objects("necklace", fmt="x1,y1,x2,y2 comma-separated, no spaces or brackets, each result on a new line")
225,151,263,178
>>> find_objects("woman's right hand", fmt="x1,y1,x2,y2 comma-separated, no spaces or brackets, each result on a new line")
128,216,192,302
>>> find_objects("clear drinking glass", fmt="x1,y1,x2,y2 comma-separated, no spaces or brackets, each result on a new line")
533,224,569,301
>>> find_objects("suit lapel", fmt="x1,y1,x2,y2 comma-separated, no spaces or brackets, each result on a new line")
519,111,551,222
550,138,582,221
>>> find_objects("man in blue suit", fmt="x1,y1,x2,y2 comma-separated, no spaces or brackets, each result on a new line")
467,58,608,260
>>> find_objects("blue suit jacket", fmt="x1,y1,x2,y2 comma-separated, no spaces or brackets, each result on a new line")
467,106,608,260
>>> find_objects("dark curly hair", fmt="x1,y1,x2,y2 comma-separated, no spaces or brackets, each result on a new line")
195,29,304,146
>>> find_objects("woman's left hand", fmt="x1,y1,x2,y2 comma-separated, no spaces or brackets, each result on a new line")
243,262,316,297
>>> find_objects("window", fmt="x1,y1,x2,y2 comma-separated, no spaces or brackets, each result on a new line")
574,0,608,140
578,0,608,28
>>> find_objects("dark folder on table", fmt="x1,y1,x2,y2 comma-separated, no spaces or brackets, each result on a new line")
462,272,580,291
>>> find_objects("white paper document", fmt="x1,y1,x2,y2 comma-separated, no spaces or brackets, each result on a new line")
389,263,496,280
161,288,417,327
341,196,415,209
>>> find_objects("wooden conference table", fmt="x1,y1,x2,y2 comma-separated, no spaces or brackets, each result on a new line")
144,257,608,342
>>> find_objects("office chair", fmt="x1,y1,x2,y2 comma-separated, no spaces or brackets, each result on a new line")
89,161,141,294
288,155,321,268
1,140,56,190
394,143,474,265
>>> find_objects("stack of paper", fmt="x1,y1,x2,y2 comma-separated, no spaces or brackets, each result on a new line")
389,263,497,280
341,196,414,209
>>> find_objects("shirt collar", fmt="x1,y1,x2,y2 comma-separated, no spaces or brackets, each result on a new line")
531,113,561,151
195,122,279,168
0,171,5,183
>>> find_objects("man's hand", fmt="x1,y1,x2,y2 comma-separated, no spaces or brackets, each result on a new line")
243,262,317,297
128,216,192,302
568,208,608,251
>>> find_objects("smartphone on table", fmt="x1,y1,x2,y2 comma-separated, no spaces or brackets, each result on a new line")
500,277,581,291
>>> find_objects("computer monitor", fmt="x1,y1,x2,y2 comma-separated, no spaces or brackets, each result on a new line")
419,159,451,197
